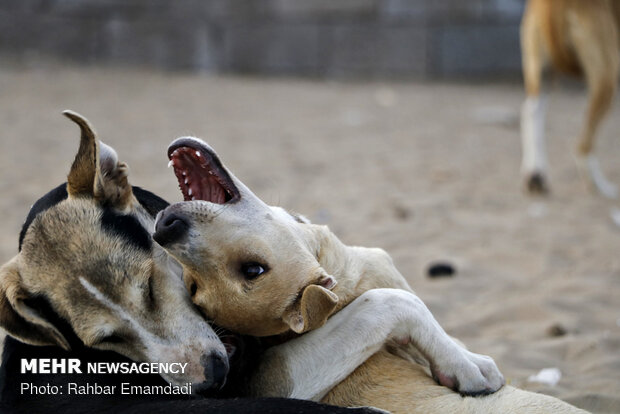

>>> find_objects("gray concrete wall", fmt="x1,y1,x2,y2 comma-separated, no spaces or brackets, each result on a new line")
0,0,525,78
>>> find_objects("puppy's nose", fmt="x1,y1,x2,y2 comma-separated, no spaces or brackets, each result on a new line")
201,351,229,390
153,211,190,246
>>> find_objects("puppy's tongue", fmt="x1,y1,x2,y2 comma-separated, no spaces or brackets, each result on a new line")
168,147,232,203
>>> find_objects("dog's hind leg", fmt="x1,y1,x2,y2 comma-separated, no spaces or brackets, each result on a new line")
520,2,550,194
571,7,619,199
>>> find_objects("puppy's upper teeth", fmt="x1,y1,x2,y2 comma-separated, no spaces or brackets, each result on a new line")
168,160,174,168
184,177,189,185
188,188,193,196
195,151,201,157
182,171,187,176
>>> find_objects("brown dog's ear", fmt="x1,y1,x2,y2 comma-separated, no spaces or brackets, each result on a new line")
0,257,70,351
64,110,133,209
64,110,98,197
282,284,339,334
93,142,133,210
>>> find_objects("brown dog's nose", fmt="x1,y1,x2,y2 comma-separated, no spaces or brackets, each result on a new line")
201,351,229,391
153,210,190,246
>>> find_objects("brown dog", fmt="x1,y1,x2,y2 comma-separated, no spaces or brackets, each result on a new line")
154,137,587,413
521,0,619,197
0,113,228,390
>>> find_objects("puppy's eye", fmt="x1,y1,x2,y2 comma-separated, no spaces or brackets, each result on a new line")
190,282,197,297
240,262,268,280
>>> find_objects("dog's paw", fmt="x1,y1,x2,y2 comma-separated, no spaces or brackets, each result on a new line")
577,154,619,199
431,350,504,396
525,172,549,195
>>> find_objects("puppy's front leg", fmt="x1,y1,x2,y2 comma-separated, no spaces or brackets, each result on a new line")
249,288,503,401
372,288,505,396
246,288,427,400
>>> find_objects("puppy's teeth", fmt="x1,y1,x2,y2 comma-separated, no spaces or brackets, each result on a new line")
168,160,174,168
182,171,187,176
184,178,189,185
195,151,201,157
188,188,193,196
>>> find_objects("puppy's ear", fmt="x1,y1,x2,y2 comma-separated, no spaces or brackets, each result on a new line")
282,284,339,334
64,110,133,210
0,257,70,351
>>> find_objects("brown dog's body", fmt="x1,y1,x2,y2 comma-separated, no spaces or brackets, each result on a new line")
521,0,619,197
155,137,586,413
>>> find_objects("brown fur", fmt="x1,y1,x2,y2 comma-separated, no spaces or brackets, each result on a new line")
0,112,226,386
521,0,619,188
325,351,584,414
0,256,70,350
65,111,99,197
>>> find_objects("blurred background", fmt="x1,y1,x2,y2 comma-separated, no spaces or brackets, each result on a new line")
1,0,523,78
1,1,619,413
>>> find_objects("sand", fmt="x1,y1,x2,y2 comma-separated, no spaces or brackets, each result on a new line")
0,66,618,413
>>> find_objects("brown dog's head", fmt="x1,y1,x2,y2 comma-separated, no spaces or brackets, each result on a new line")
154,137,339,337
0,114,228,391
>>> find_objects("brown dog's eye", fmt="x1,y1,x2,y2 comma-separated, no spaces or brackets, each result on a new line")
240,262,268,280
190,282,197,296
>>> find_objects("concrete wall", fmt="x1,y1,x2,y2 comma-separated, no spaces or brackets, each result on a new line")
0,0,525,78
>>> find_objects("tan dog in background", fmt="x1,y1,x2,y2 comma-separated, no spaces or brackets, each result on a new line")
154,137,587,414
520,0,619,198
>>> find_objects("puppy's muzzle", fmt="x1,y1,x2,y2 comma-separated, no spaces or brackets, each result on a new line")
153,210,189,246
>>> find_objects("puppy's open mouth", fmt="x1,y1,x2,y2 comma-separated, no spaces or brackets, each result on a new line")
167,138,239,204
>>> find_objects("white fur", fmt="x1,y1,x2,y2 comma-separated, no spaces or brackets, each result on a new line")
267,289,503,400
577,154,618,199
98,141,119,176
159,136,503,399
521,96,548,176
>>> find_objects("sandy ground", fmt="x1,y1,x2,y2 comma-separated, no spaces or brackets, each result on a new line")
0,66,619,413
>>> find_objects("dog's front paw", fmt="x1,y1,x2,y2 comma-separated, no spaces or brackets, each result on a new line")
431,350,504,396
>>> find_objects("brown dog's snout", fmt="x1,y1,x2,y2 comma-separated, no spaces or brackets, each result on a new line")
196,350,229,392
153,210,190,246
